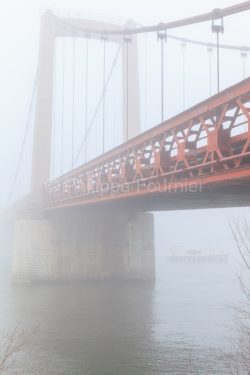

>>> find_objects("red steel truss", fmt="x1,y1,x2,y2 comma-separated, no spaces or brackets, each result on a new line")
45,78,250,209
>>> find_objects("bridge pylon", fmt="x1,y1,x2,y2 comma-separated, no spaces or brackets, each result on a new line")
31,11,57,194
31,11,141,195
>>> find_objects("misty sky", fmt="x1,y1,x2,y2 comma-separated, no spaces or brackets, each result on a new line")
0,0,250,258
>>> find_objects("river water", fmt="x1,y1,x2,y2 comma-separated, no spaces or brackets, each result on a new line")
0,220,243,375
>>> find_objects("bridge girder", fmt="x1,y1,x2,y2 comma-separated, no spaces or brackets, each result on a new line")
44,78,250,210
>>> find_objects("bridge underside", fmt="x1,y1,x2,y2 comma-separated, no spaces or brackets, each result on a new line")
111,188,250,212
44,177,250,213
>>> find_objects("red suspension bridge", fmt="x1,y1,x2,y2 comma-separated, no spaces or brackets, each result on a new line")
7,1,250,211
8,1,250,283
45,78,250,210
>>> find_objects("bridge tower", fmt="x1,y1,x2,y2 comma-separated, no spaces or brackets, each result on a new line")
31,11,141,193
31,11,56,193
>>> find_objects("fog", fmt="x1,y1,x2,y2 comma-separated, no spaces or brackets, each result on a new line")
0,0,250,374
1,0,250,201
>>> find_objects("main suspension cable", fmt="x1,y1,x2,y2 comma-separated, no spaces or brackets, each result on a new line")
70,2,250,36
167,33,250,52
7,74,37,204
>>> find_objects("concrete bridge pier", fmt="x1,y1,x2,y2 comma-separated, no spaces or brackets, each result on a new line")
12,209,155,283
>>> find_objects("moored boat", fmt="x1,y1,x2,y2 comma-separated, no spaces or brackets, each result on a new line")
166,249,228,263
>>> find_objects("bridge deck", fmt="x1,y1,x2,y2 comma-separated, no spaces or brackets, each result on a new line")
44,78,250,210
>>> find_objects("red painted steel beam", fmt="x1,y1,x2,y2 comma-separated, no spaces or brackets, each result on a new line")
51,78,250,178
44,166,250,211
44,78,250,210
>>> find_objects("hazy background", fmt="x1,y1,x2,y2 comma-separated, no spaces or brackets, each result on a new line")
0,0,250,265
0,2,250,373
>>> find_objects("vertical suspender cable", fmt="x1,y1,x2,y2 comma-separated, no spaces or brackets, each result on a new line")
102,35,107,153
124,35,131,141
181,41,186,110
211,13,224,93
74,46,121,164
157,29,167,122
113,53,117,146
72,32,76,169
127,40,129,140
144,34,148,130
52,44,57,179
85,34,89,162
241,47,247,79
61,38,65,175
207,44,213,96
161,38,164,121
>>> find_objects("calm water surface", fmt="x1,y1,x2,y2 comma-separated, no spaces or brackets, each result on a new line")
0,231,241,374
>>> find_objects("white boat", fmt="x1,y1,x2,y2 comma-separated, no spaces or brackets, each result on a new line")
166,249,228,263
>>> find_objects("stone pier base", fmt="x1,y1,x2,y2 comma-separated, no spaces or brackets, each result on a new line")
12,209,155,283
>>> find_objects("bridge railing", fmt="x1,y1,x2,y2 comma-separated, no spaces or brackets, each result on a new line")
44,78,250,209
